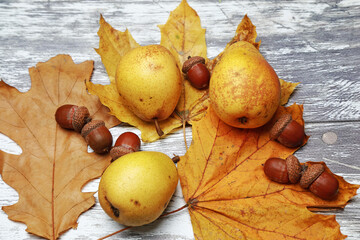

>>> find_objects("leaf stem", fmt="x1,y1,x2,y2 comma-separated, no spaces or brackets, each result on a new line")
97,204,189,240
97,226,132,240
182,120,188,150
160,203,188,218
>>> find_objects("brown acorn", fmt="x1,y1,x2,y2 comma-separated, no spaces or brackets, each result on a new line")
81,120,113,154
182,56,210,89
286,155,303,183
55,104,90,132
270,113,305,148
300,164,339,200
263,155,302,184
110,132,141,161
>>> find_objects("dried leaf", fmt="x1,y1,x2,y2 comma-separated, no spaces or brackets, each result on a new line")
87,15,183,142
178,104,359,240
159,0,206,66
89,1,210,142
207,14,260,74
280,78,300,105
88,1,210,142
86,80,182,142
0,55,119,239
95,14,140,83
159,0,209,125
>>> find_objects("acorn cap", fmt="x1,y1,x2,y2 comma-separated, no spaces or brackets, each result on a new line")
81,120,105,138
270,113,292,140
72,106,90,132
110,145,135,161
182,56,205,73
285,155,302,183
299,164,325,189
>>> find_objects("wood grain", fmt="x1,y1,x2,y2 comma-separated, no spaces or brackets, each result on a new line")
0,0,359,239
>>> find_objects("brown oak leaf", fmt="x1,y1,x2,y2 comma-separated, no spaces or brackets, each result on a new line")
178,104,359,240
0,55,119,239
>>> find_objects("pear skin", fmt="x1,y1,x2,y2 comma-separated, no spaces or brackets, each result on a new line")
98,151,178,226
115,45,182,123
209,41,280,128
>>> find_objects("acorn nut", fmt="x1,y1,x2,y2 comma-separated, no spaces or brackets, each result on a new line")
270,113,305,148
263,155,302,184
182,56,210,89
300,164,339,200
81,120,113,154
110,132,141,161
55,104,90,132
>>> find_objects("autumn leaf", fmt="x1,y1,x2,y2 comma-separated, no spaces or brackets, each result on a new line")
178,105,359,240
95,14,140,83
280,78,300,105
87,0,209,142
0,55,119,240
86,14,183,142
205,15,299,107
207,14,260,74
159,0,209,125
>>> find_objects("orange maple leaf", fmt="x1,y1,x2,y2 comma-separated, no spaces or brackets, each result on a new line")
0,55,119,239
178,105,359,240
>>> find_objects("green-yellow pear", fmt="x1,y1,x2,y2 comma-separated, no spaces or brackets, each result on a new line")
115,45,182,135
98,151,178,226
209,41,281,128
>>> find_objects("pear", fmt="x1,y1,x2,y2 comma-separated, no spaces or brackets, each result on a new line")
115,45,182,135
209,41,280,128
98,151,178,227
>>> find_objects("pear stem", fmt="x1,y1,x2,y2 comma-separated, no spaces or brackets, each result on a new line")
154,118,164,136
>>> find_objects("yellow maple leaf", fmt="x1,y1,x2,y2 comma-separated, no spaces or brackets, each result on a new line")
280,78,300,105
178,104,359,239
87,15,182,142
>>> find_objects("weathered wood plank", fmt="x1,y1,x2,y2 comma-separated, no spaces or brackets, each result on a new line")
0,0,359,121
294,121,360,174
0,0,359,239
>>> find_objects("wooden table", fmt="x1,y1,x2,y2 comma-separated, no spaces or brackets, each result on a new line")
0,0,359,239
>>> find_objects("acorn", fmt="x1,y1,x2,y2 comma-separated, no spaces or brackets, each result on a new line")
300,164,339,200
110,132,141,161
55,104,90,132
81,120,113,154
182,56,210,89
270,113,305,148
263,155,302,184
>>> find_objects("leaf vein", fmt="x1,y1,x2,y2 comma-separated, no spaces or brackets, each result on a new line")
4,161,51,204
194,205,305,240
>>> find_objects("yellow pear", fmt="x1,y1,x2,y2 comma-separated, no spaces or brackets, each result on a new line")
98,151,178,226
209,41,280,128
115,45,182,135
